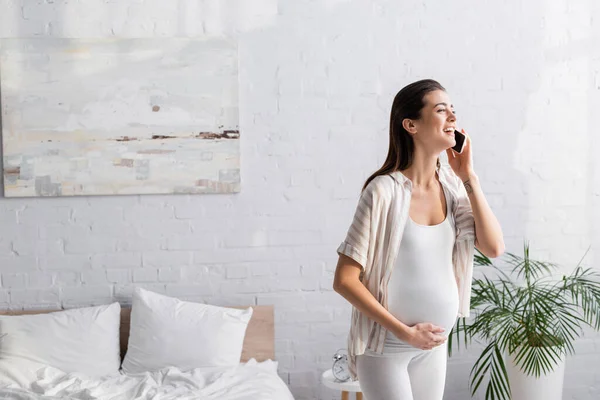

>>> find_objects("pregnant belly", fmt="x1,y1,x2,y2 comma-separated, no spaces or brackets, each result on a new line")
387,285,459,336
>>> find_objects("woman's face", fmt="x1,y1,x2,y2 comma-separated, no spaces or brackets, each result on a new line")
411,89,457,152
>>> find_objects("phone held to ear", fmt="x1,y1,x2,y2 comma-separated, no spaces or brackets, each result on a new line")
452,130,466,154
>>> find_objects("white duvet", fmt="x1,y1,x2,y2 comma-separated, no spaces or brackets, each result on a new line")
0,359,294,400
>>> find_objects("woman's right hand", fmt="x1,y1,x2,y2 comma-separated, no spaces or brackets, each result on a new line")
402,323,447,350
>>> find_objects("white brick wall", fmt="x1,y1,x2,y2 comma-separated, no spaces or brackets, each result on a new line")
1,0,599,399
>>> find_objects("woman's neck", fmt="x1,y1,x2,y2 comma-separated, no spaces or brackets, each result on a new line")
400,153,439,189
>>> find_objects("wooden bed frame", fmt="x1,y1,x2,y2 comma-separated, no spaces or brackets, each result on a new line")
0,305,274,362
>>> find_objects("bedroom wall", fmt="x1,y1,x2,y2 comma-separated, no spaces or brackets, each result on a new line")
1,1,599,399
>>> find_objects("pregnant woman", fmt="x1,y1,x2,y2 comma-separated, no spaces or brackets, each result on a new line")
333,79,505,400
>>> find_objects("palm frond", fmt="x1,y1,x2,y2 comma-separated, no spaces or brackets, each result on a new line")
511,337,565,378
503,252,557,284
448,317,470,357
560,267,600,330
469,341,511,400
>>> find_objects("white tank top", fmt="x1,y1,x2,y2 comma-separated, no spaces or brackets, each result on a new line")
383,187,458,352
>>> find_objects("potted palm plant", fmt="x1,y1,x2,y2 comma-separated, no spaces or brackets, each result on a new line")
448,241,600,400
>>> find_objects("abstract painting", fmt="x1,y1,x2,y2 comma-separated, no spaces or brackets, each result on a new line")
1,38,240,197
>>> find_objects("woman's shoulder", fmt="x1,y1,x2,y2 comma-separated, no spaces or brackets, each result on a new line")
362,174,396,198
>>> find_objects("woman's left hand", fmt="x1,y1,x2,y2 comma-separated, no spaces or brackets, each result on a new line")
446,128,475,181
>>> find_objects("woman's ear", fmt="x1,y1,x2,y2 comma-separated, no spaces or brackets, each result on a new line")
402,118,417,136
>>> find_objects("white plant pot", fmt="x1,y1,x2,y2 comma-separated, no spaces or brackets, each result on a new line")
505,349,565,400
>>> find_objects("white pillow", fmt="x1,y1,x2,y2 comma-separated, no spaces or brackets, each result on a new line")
122,288,253,373
0,303,121,378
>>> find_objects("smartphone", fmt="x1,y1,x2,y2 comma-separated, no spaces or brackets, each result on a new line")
452,130,466,154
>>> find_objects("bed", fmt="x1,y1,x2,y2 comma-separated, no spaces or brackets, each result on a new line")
0,304,294,400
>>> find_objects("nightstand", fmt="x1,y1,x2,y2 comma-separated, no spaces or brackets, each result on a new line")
321,369,363,400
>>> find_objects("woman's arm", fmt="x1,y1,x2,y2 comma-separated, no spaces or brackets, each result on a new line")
446,130,505,259
462,172,505,258
333,255,414,340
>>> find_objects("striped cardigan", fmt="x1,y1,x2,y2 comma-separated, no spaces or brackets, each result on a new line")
336,163,476,380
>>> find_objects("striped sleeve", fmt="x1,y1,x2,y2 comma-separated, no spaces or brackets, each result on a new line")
453,174,476,318
454,239,475,317
454,174,476,241
336,183,377,271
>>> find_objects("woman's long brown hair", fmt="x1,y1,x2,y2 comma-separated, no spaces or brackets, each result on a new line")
362,79,445,191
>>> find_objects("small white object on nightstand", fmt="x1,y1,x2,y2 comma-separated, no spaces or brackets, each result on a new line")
321,369,363,400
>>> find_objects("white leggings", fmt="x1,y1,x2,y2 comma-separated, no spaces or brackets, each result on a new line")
356,344,448,400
